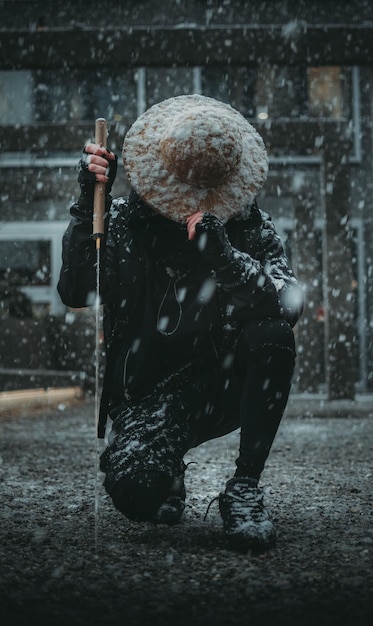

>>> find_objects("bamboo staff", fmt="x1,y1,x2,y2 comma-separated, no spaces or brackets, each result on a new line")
93,117,107,246
93,117,107,549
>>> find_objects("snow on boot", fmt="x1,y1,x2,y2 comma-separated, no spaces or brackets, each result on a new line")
219,478,276,551
152,473,186,526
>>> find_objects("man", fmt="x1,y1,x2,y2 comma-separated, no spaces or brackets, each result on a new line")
58,95,303,552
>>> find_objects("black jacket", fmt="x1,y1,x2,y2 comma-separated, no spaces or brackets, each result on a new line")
58,191,303,434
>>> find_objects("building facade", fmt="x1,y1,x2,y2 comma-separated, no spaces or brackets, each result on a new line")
0,0,372,397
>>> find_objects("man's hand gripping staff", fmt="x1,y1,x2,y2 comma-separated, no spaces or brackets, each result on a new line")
78,118,117,246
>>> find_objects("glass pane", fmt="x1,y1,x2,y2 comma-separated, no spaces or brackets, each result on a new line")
307,67,351,118
0,240,51,286
145,68,194,108
201,67,256,116
34,68,137,122
0,70,34,124
82,69,138,122
255,66,308,119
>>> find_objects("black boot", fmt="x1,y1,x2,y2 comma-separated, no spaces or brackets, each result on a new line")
219,477,276,551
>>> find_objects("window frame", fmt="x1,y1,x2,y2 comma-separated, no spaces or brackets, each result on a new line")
0,221,68,315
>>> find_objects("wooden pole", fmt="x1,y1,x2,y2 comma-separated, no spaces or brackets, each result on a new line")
93,118,107,245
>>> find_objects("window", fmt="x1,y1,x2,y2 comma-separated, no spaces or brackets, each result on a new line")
254,66,307,119
34,68,138,123
200,65,352,121
0,70,33,124
201,67,256,117
307,67,351,118
0,69,138,124
0,239,51,286
145,67,195,108
0,222,68,315
0,65,354,125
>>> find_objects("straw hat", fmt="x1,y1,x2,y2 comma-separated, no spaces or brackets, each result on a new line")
122,94,268,223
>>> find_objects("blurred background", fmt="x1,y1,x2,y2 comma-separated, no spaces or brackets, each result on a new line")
0,0,372,402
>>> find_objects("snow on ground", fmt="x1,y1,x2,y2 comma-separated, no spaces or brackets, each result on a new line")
0,400,372,626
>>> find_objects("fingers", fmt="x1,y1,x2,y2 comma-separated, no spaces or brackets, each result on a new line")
87,161,109,182
85,142,116,160
84,143,115,182
186,211,204,240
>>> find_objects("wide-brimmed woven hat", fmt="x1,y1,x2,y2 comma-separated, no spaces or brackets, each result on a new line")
122,94,268,223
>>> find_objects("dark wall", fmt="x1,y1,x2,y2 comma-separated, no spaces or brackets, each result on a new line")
2,0,373,28
0,313,97,392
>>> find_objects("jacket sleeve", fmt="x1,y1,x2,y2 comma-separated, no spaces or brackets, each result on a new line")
57,197,112,308
217,212,304,327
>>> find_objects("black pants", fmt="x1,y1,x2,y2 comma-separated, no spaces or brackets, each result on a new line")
102,317,296,519
182,317,296,481
233,318,295,480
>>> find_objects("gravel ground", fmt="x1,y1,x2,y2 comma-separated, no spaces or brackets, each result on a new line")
0,399,372,626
